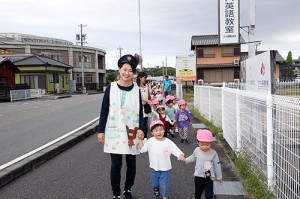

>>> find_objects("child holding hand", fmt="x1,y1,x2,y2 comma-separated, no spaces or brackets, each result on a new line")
184,129,223,199
138,120,185,199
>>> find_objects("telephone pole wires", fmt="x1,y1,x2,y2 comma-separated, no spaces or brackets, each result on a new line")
117,46,123,58
76,24,87,93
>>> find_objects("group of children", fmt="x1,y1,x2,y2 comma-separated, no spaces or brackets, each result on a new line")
138,93,224,199
149,91,192,144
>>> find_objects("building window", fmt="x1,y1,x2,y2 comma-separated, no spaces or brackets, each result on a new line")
20,75,37,88
85,74,92,83
0,77,6,85
41,52,63,62
65,76,69,84
49,74,59,83
222,47,240,57
76,74,81,83
197,48,215,58
75,53,92,68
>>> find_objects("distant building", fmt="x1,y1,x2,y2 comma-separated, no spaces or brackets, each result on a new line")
0,33,106,91
0,57,19,86
292,58,300,76
191,34,289,83
1,54,72,93
191,35,245,83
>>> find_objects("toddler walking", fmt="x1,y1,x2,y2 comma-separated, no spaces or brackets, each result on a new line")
153,105,174,137
138,120,185,199
165,95,176,137
174,99,191,143
184,129,223,199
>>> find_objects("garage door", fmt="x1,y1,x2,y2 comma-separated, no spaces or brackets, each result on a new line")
203,68,234,83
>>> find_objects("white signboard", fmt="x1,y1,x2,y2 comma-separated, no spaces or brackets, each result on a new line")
175,54,196,82
245,51,275,92
219,0,240,44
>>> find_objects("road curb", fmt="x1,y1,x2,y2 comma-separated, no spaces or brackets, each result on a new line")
0,123,98,188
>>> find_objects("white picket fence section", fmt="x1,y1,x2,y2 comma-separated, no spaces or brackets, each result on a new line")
194,85,300,199
10,89,42,102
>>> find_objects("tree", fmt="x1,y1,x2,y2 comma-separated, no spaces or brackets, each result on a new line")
286,51,293,65
106,71,118,84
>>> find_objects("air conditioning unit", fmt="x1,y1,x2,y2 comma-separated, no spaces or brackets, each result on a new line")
233,59,240,65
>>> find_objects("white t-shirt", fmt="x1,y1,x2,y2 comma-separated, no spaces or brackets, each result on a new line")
140,137,184,171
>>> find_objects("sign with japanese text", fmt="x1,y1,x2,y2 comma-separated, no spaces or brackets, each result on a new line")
219,0,240,45
175,54,196,82
244,51,276,93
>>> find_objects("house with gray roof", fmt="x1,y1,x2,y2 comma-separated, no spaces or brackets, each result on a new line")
0,33,106,91
191,34,289,83
191,34,245,83
3,54,72,93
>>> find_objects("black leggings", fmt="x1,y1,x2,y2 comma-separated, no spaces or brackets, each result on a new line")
142,117,148,138
194,176,214,199
110,153,136,196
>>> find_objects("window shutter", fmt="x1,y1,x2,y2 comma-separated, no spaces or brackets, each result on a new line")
234,48,240,56
197,49,204,58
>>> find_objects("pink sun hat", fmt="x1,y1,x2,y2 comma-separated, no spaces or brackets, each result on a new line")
149,120,164,130
196,129,213,142
152,98,159,105
178,99,187,105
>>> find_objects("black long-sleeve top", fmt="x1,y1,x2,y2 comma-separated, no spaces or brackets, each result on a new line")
98,83,144,133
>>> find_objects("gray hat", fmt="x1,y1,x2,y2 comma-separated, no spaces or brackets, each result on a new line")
118,54,138,71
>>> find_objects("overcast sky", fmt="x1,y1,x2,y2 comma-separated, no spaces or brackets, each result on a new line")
1,0,300,69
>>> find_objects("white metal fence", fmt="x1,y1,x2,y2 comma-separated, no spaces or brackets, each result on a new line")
10,89,42,102
276,81,300,96
194,85,300,199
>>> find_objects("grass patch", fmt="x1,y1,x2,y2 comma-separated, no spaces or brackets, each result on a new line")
171,88,194,103
190,107,222,139
275,89,300,95
191,107,274,199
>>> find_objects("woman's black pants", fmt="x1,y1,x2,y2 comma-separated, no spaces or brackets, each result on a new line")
110,153,136,196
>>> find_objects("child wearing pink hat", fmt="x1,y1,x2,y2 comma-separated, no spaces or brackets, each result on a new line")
150,98,160,121
174,99,192,144
138,120,185,199
183,129,223,199
154,105,175,137
165,95,176,137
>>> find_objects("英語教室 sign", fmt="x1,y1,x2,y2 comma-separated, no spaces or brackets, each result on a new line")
219,0,240,45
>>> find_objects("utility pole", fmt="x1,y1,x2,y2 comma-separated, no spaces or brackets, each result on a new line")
117,46,123,58
165,56,168,76
248,0,256,58
138,0,143,71
162,61,164,76
76,24,87,93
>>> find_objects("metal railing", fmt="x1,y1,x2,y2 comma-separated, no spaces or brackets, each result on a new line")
194,85,300,199
275,80,300,96
10,89,42,102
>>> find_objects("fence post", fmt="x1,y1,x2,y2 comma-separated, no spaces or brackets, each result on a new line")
236,88,241,151
208,86,211,121
222,82,225,136
10,90,12,102
266,92,274,190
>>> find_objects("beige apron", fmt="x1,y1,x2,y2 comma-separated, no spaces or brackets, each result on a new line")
104,82,140,155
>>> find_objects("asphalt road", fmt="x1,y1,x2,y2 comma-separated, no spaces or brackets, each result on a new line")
0,128,198,199
0,94,103,165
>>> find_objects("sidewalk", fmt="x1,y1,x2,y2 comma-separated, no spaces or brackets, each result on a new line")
187,112,248,198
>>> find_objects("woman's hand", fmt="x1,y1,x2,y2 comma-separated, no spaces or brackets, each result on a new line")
98,133,105,143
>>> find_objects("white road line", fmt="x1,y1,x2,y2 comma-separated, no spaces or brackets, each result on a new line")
0,117,99,171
